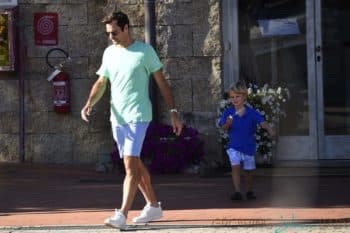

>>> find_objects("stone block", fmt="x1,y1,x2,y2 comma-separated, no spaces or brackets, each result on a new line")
192,73,221,112
87,1,109,25
158,78,192,121
24,58,49,80
0,112,19,134
65,25,106,57
157,25,192,57
181,111,219,135
130,26,145,41
72,132,113,164
45,112,85,134
193,30,221,57
25,79,52,112
25,111,49,134
0,134,19,162
88,55,103,78
0,80,19,112
18,5,46,26
157,0,193,25
25,133,73,163
47,4,88,25
70,78,110,113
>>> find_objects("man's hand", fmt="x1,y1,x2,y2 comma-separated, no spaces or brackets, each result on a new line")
81,104,92,122
171,113,183,136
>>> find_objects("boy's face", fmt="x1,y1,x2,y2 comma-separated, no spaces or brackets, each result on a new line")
228,90,246,108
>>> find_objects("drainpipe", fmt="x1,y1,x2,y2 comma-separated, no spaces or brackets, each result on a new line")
17,8,25,162
144,0,158,122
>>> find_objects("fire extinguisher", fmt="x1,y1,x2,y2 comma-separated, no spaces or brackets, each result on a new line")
46,48,71,113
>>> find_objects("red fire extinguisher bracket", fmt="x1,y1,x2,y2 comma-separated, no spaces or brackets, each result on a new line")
46,48,71,113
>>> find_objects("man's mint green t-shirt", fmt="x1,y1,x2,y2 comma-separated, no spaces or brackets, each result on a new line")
96,40,163,126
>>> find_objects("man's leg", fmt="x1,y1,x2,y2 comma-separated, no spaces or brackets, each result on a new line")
119,156,141,217
132,160,163,223
138,160,158,206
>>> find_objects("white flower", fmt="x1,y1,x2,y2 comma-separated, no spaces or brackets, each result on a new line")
248,87,253,95
277,87,282,94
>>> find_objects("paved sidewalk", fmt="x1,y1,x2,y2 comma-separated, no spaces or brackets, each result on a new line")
0,163,350,229
1,224,350,233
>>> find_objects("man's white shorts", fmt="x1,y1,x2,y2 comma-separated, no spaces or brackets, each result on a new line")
111,122,149,158
226,148,256,170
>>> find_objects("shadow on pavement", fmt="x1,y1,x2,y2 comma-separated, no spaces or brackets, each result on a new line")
1,163,350,214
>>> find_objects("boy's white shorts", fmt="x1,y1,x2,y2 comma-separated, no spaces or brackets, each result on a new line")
226,148,256,170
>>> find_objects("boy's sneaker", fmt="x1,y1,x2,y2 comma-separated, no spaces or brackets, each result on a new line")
230,192,243,201
132,202,163,223
104,209,126,229
246,191,257,200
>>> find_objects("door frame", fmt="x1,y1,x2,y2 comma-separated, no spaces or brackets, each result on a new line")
277,0,319,160
315,0,350,159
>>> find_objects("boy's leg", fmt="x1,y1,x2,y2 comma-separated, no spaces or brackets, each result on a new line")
242,155,256,199
231,165,241,192
244,170,253,192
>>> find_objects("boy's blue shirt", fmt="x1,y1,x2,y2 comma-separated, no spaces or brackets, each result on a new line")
219,105,264,156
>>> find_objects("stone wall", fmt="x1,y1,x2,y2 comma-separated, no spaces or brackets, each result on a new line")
0,0,223,165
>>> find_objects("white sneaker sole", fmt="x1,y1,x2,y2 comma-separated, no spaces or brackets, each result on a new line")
104,220,126,229
132,213,163,223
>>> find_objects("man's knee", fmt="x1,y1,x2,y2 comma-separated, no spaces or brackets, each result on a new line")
124,157,141,177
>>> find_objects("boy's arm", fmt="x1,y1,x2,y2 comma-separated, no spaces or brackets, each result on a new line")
260,121,276,138
221,115,233,131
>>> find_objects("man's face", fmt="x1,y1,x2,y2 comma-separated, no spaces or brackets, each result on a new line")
105,20,128,44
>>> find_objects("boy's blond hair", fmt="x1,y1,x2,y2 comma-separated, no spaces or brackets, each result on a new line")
229,80,248,96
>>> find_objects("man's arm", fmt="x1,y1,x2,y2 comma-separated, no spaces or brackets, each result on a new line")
81,76,107,122
152,70,183,136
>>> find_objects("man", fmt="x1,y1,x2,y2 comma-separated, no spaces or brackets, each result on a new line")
81,11,182,228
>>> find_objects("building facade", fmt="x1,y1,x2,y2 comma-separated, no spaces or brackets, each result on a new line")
0,0,349,166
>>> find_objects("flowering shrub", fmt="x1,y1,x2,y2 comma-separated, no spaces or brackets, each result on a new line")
217,83,290,164
111,122,204,174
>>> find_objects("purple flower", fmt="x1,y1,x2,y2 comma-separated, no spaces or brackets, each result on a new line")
111,122,204,174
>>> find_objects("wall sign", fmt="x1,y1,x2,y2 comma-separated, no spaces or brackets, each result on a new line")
34,12,58,46
0,9,15,71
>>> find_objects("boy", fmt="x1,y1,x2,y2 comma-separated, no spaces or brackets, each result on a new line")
219,81,275,200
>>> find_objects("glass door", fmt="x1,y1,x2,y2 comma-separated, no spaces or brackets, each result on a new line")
316,1,350,159
237,0,318,160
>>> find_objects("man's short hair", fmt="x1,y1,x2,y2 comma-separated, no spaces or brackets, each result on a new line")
102,11,129,30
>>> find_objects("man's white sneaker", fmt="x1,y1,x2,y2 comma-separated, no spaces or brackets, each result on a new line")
132,202,163,223
104,210,126,229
